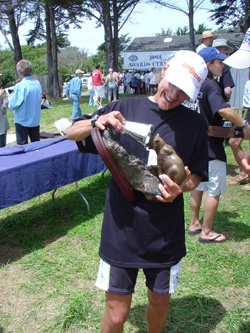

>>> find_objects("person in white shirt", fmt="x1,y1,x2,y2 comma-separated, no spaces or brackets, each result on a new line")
148,67,158,96
87,76,96,107
144,70,150,94
124,70,132,94
196,30,217,53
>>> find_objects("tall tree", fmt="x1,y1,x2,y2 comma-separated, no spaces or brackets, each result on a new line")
210,0,250,31
148,0,208,51
27,0,85,98
0,0,30,73
80,0,141,73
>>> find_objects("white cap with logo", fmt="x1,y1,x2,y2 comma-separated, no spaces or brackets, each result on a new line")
223,28,250,69
165,50,208,101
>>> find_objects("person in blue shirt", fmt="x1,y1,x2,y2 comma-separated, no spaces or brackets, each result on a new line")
8,60,42,145
66,69,84,122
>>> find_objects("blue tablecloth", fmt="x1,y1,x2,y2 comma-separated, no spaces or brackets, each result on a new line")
0,138,106,210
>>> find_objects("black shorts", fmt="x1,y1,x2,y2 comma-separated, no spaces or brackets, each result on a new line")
95,258,181,295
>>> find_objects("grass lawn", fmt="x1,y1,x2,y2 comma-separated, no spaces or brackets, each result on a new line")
1,94,250,332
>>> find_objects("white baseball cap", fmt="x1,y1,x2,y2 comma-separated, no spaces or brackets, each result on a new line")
165,50,208,101
75,69,84,74
223,28,250,69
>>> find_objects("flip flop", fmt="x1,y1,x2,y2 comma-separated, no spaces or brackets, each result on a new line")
198,234,226,244
188,229,202,236
231,175,250,185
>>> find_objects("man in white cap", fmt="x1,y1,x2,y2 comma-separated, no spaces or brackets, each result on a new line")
67,50,209,332
196,30,217,53
66,68,84,122
212,38,235,102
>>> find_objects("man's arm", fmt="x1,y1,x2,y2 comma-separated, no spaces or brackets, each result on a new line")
8,86,24,111
67,110,127,142
224,86,232,102
217,107,250,139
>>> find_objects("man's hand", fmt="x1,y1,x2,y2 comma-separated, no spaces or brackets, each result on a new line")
156,167,191,203
95,111,126,134
67,110,127,142
79,96,83,103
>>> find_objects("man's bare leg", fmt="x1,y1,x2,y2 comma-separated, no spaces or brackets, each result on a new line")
229,138,248,180
189,190,203,233
145,289,171,333
200,195,226,241
100,292,132,333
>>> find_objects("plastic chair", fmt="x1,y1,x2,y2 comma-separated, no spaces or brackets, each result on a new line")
54,118,71,135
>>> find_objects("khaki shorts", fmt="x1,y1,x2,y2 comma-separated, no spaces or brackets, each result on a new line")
196,159,226,196
94,85,105,98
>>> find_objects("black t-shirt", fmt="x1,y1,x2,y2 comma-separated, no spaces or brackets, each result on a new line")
198,80,229,162
77,97,208,268
218,64,235,102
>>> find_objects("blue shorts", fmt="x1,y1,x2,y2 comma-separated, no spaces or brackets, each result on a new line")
95,258,181,295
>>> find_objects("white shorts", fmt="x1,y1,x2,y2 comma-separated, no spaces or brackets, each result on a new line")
94,85,105,98
196,159,226,196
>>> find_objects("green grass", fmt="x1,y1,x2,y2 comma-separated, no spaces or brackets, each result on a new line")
1,95,250,332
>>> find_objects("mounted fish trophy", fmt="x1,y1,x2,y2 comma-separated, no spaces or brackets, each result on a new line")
91,121,186,203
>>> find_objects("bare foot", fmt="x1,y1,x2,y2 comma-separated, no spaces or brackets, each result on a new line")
188,220,202,235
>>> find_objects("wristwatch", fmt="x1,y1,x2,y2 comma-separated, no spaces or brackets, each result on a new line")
242,120,248,128
91,114,99,128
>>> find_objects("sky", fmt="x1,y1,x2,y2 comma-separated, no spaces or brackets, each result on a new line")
0,1,216,56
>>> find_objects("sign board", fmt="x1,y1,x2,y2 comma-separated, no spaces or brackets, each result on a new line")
122,51,176,70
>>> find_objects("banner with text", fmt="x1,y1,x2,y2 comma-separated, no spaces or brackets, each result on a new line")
122,51,176,70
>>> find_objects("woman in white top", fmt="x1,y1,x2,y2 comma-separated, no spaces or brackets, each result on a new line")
106,68,118,103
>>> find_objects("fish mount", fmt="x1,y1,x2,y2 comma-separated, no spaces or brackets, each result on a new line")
91,127,186,203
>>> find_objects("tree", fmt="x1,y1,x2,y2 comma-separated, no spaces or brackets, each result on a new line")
148,0,208,51
154,27,174,36
80,0,141,73
195,23,210,34
58,46,88,74
176,26,189,35
210,0,250,31
26,0,85,98
97,34,131,55
0,0,31,73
